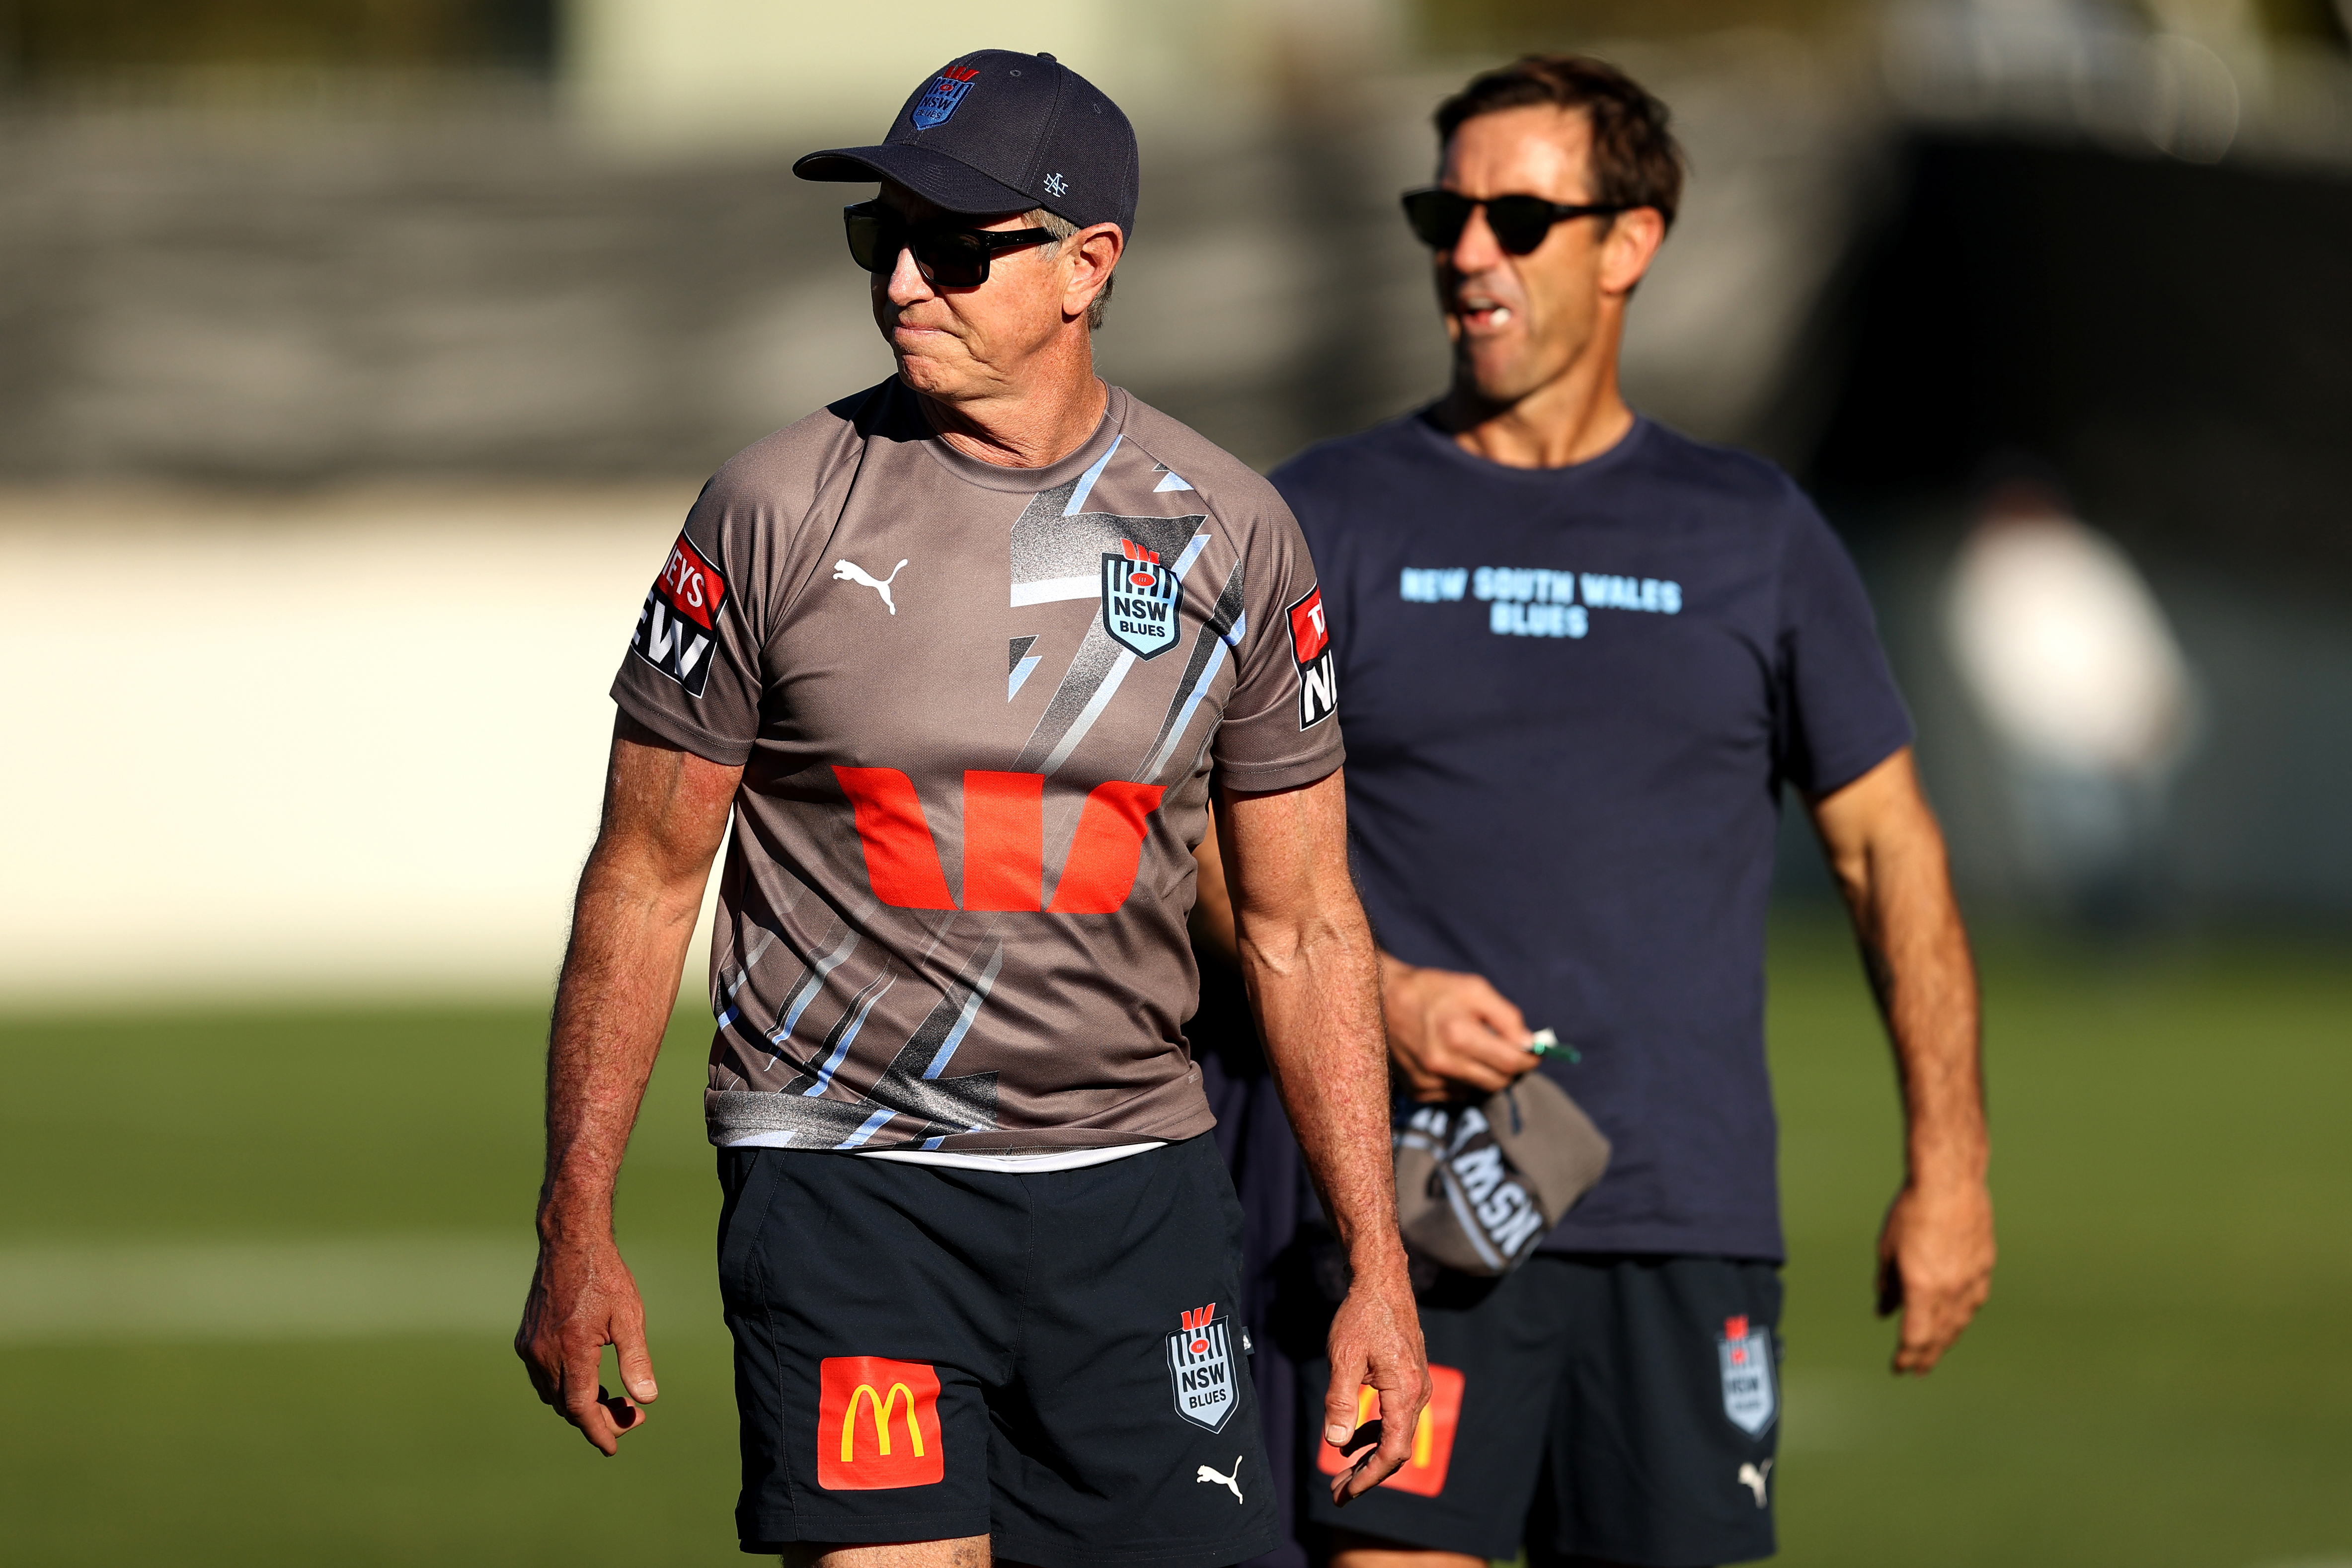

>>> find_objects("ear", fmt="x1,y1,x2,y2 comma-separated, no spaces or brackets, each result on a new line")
1063,222,1124,321
1597,206,1667,299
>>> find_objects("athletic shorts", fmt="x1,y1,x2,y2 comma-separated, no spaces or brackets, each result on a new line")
1300,1254,1783,1567
717,1133,1281,1568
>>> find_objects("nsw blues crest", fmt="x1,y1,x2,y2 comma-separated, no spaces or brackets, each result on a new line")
1167,1304,1238,1432
1102,537,1183,659
912,66,979,130
1717,1315,1777,1435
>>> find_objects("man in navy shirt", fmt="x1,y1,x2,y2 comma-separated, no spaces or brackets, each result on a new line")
1193,54,1993,1567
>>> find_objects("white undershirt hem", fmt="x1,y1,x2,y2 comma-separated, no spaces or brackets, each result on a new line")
855,1140,1167,1173
716,1134,1169,1173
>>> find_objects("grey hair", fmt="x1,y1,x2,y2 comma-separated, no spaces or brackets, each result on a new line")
1030,209,1114,330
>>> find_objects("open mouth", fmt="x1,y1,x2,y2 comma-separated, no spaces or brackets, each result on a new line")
1452,297,1514,331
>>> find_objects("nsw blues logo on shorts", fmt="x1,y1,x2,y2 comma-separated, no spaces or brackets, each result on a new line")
912,67,979,130
1718,1314,1777,1435
1102,537,1183,659
1167,1304,1238,1432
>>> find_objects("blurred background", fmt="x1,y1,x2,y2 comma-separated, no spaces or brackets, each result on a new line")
1,1,2347,1564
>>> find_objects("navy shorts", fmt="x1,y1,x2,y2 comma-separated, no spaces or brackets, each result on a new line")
717,1133,1281,1568
1301,1254,1784,1567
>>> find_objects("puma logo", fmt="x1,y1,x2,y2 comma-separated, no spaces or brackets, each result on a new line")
1194,1454,1245,1504
833,557,907,615
1738,1459,1772,1507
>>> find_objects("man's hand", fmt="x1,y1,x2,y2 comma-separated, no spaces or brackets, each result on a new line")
1322,1261,1432,1504
1877,1176,1995,1374
517,1233,658,1454
1381,955,1539,1101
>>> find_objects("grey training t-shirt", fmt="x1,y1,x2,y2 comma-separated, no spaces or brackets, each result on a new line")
614,379,1344,1155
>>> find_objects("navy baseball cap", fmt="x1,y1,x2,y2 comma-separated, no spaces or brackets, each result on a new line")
794,50,1139,237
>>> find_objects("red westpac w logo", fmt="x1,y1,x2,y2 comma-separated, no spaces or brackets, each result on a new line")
834,767,1165,914
817,1356,944,1490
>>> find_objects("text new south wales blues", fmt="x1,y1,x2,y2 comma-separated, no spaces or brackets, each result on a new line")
1399,566,1684,639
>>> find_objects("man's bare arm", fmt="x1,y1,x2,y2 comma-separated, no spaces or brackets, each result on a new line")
1809,746,1994,1375
517,714,741,1453
1216,773,1430,1502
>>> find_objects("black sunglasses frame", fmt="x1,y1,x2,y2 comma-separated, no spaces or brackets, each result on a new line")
1401,188,1627,255
844,201,1055,287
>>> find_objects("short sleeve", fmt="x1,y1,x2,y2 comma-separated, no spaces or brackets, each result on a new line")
1774,496,1915,797
1209,494,1347,792
609,484,766,766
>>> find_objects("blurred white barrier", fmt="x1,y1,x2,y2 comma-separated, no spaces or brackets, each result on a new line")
0,486,722,1004
0,1236,718,1342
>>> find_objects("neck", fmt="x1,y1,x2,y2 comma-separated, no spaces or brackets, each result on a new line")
917,335,1107,469
1438,320,1635,470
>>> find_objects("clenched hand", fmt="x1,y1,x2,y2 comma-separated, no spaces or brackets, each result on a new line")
1876,1176,1995,1374
517,1232,660,1455
1381,955,1541,1101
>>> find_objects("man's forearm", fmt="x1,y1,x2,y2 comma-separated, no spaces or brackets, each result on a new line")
1847,831,1986,1187
1241,912,1407,1277
538,852,709,1237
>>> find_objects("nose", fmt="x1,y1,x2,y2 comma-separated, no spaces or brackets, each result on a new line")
1447,201,1508,273
885,243,933,306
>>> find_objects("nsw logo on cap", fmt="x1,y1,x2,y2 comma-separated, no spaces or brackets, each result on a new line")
912,66,979,130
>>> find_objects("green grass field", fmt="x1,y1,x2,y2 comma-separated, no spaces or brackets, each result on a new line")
1,919,2347,1566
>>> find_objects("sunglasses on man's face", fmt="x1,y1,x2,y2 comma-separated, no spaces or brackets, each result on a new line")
843,201,1054,287
1401,188,1626,255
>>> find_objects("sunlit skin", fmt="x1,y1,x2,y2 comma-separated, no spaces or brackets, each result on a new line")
871,180,1122,469
1429,104,1666,469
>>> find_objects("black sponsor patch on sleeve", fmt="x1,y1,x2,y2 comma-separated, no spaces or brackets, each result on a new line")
631,532,728,697
1287,586,1337,729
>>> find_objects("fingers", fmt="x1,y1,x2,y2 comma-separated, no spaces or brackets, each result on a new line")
1458,974,1530,1043
1354,1371,1424,1497
614,1299,661,1407
1323,1346,1368,1451
1892,1267,1993,1375
1423,980,1538,1092
560,1326,629,1454
1327,1420,1384,1506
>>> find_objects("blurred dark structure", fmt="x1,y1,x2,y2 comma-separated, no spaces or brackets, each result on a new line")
0,0,556,78
1809,135,2352,584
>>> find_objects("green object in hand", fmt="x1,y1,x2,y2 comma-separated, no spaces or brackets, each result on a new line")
1528,1027,1581,1064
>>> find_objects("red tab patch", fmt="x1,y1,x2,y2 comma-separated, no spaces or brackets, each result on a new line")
654,533,727,630
1286,586,1337,730
629,531,729,697
1288,587,1330,664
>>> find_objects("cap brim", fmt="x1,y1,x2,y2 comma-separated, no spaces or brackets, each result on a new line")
792,143,1036,217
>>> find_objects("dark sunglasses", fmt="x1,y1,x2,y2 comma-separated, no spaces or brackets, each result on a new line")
843,201,1054,287
1401,188,1626,255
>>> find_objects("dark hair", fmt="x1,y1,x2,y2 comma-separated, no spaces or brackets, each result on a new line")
1434,55,1685,229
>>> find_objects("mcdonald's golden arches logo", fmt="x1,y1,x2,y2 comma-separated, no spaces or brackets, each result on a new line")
817,1355,945,1490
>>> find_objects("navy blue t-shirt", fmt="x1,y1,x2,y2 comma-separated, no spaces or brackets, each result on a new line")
1272,412,1912,1261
